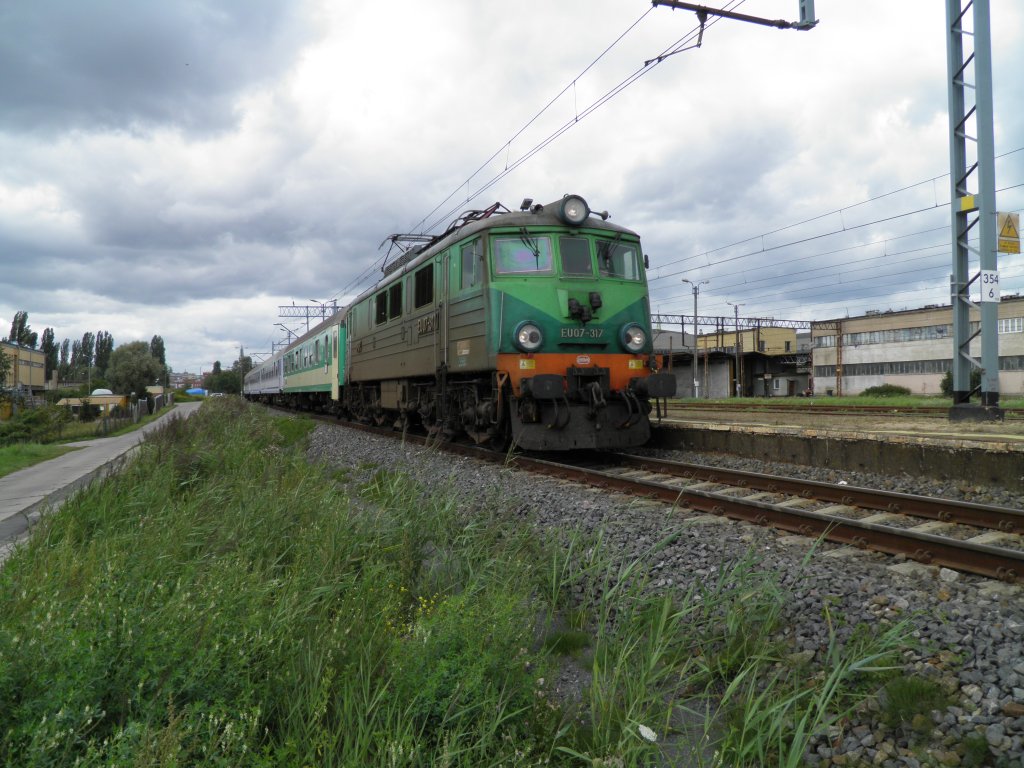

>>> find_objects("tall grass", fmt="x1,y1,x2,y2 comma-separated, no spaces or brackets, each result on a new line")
0,399,560,766
0,398,915,766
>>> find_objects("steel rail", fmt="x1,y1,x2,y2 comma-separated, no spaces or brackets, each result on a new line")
509,454,1023,583
613,454,1024,534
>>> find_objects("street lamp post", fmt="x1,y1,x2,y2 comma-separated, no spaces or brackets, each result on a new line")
309,299,327,327
275,323,298,344
681,279,708,398
727,301,745,398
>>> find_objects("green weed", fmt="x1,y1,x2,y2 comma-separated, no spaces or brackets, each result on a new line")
879,675,952,730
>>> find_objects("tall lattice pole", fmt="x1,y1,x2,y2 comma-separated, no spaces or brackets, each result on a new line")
946,0,1002,418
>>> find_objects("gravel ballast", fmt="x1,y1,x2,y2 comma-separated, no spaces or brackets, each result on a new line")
308,424,1024,767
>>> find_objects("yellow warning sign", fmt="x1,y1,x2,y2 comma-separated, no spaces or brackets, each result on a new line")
999,212,1020,254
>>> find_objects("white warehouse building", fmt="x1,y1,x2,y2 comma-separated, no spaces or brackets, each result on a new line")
810,295,1024,397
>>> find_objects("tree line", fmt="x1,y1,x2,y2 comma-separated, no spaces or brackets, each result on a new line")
202,355,254,395
3,310,169,400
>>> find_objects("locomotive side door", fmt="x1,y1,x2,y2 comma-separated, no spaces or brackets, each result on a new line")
331,326,340,401
439,251,449,370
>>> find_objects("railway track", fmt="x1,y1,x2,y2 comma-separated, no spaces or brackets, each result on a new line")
301,413,1024,583
562,452,1024,583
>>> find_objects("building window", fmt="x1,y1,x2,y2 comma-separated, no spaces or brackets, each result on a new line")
998,317,1023,334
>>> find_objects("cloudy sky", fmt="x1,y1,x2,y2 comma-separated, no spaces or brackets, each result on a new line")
2,0,1022,375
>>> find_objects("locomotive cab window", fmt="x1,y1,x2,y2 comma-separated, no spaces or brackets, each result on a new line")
460,240,482,289
598,240,641,280
559,236,593,276
493,235,553,275
414,263,434,308
375,291,388,325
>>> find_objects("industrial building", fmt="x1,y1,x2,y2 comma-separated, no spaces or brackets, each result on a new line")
0,341,46,395
654,325,811,398
811,294,1024,396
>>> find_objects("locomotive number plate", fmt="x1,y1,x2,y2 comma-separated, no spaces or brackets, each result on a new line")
559,327,604,339
628,360,645,369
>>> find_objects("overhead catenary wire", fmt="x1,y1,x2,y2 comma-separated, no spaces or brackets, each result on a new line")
405,5,659,236
329,2,742,304
417,6,739,237
322,3,1024,324
650,169,1024,317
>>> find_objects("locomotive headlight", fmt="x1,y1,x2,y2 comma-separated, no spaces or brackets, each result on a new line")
558,194,590,226
620,323,646,353
514,321,544,352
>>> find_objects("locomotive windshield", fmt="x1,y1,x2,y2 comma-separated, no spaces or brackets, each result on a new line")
493,235,554,274
597,239,641,280
559,236,593,275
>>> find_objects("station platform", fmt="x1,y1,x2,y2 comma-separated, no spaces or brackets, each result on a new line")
651,407,1024,493
0,402,202,563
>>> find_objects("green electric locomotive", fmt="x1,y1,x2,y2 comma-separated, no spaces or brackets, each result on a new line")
245,194,675,450
343,194,674,450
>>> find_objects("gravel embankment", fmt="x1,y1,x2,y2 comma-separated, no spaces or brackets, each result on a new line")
308,424,1024,767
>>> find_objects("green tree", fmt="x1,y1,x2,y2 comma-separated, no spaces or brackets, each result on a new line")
235,354,253,378
58,338,70,382
6,311,37,348
80,332,95,370
940,368,982,398
106,341,165,399
94,331,114,377
0,346,12,394
40,328,58,382
150,335,166,366
70,339,82,372
202,358,249,394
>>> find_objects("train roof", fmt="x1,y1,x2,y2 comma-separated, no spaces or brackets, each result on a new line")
367,194,639,301
260,195,637,368
249,310,346,379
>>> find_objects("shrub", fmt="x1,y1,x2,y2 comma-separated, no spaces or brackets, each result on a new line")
939,368,982,397
859,384,912,397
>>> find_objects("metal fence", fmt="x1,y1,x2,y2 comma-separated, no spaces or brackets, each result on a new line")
94,399,150,437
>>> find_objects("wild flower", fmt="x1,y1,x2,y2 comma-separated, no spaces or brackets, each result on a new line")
637,723,658,742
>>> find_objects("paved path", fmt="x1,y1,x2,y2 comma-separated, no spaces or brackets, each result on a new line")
0,401,202,562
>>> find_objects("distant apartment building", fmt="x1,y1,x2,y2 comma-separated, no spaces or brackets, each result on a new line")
169,371,200,390
811,295,1024,396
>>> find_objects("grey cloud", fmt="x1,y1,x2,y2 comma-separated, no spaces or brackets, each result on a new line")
0,0,315,135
